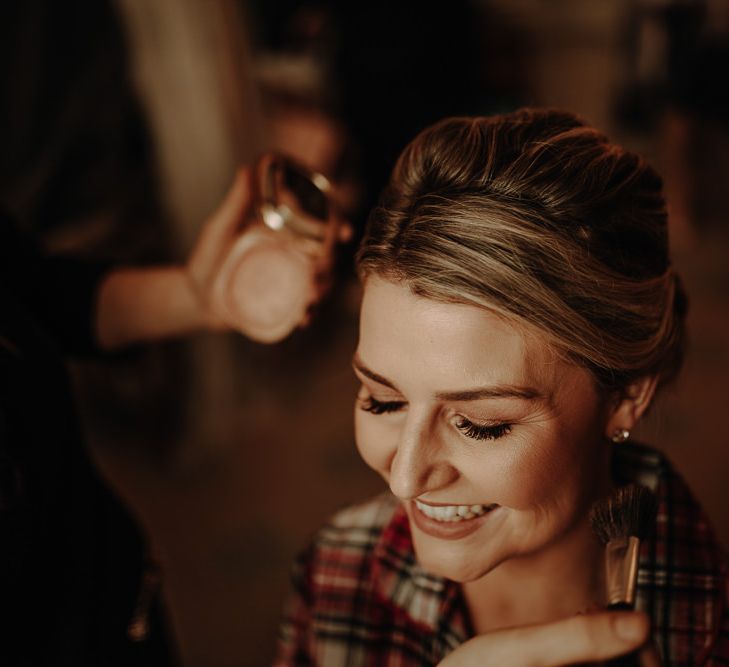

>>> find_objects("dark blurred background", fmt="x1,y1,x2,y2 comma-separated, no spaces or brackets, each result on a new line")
2,1,728,664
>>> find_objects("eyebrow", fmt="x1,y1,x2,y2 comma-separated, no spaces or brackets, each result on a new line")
352,355,544,402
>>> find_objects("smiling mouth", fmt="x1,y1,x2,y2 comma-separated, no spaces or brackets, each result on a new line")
414,500,500,523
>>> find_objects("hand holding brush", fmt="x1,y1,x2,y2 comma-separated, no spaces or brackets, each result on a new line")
590,484,661,667
438,485,659,667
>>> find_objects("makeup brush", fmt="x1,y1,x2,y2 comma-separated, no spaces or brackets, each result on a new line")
590,484,659,666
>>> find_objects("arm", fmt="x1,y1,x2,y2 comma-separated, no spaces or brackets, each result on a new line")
94,265,213,350
95,169,249,350
2,173,248,353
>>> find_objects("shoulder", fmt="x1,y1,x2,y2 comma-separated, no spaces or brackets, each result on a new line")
289,493,405,599
296,493,401,569
616,442,724,556
620,443,729,664
616,442,725,563
282,493,408,655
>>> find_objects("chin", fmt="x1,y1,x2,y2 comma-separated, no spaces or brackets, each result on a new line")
418,553,496,583
413,539,503,583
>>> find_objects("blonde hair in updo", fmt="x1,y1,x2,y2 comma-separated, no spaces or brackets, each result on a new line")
356,108,687,394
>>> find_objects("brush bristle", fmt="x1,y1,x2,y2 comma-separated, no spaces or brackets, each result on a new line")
589,484,658,545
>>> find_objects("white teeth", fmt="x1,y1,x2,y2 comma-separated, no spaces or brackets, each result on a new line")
415,500,497,522
442,506,457,520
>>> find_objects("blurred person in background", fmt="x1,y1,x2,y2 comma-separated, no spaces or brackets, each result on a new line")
1,160,341,665
0,3,345,663
0,2,178,664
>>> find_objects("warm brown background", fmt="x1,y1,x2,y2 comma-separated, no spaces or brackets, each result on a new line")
3,1,728,665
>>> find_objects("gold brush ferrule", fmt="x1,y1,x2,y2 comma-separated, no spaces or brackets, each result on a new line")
605,535,640,607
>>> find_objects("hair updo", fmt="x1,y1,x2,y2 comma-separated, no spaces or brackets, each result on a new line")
356,108,688,394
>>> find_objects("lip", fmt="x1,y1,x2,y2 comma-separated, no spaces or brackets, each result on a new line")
408,500,500,540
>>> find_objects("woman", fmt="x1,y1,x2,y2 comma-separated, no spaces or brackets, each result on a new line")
275,109,729,665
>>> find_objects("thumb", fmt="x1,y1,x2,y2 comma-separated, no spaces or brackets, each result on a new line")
439,611,650,667
203,167,254,247
190,168,254,282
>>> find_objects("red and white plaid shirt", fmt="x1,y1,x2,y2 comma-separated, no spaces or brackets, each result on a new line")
275,444,729,666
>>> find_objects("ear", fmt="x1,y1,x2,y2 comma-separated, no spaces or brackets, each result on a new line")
604,375,659,439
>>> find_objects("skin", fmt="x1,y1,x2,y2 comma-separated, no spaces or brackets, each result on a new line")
439,612,659,667
96,169,254,349
354,277,658,664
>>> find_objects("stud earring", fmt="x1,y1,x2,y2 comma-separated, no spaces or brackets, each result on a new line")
611,428,630,443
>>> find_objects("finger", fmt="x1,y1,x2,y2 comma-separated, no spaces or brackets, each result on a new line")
197,168,254,260
190,168,254,285
209,167,253,237
440,611,649,667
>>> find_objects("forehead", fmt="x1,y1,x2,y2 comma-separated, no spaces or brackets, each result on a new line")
358,278,558,390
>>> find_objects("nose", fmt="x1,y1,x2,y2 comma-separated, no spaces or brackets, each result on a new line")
387,412,458,500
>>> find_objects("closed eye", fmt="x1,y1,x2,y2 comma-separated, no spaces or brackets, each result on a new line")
359,396,407,415
455,417,511,441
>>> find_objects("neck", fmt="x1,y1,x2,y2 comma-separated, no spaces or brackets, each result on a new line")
462,516,605,634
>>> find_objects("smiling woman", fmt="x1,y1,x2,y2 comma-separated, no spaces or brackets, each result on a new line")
353,278,612,593
274,109,729,666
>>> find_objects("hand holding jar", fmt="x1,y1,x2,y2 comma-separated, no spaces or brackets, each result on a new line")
188,153,348,343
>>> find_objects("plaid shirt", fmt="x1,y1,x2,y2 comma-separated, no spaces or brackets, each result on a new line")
276,444,729,666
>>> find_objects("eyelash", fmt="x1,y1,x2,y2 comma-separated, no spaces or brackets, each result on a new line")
359,396,406,415
359,396,512,441
454,417,512,441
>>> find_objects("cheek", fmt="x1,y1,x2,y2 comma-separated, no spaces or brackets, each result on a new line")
476,430,592,511
462,448,551,510
504,425,609,513
508,453,572,510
